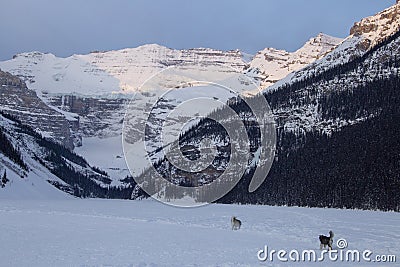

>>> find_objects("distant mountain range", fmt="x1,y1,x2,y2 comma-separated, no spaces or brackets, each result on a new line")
0,2,399,210
0,24,342,183
0,34,341,95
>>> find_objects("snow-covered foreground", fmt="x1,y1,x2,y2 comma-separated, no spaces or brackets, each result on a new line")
0,199,399,267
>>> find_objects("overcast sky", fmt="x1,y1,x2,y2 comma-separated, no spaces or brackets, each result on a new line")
0,0,394,60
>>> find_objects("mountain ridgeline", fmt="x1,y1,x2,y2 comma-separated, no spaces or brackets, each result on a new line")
144,27,400,211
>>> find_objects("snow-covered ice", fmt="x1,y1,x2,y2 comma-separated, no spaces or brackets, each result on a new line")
74,135,130,183
0,198,399,266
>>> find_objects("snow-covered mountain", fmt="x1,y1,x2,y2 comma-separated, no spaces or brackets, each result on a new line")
0,36,342,96
258,2,400,135
247,33,342,88
1,2,399,205
0,45,255,142
0,45,248,95
0,32,342,184
138,2,400,209
268,2,400,91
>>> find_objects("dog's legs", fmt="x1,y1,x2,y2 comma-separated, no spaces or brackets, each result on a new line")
320,243,323,250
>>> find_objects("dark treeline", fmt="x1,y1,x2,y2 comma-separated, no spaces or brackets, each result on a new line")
1,112,134,199
220,111,400,211
0,124,28,171
219,74,400,211
38,151,132,198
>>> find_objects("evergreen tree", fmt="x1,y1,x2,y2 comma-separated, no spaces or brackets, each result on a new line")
1,170,8,188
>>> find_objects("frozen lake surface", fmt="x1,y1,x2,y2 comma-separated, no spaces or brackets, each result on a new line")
0,199,399,266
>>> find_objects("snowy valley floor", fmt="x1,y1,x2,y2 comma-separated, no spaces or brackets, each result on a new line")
0,199,399,267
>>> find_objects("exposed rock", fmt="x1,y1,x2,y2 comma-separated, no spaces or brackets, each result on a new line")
0,70,74,149
350,3,400,50
47,94,129,137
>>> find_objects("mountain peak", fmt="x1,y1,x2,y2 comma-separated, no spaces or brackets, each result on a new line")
12,51,56,60
350,3,400,50
296,33,343,56
265,2,400,94
248,32,342,88
135,43,170,51
312,33,343,45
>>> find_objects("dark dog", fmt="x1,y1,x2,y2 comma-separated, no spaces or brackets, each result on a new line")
231,216,241,230
319,231,334,250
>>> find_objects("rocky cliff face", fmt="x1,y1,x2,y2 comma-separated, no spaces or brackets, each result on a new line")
46,94,128,138
350,2,400,51
85,45,247,92
0,70,74,149
262,3,400,134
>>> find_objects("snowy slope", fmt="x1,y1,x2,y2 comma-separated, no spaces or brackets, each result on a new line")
0,45,247,96
0,52,120,95
0,161,70,200
0,199,398,266
0,116,70,200
74,135,129,184
248,33,342,88
0,46,249,184
0,113,124,198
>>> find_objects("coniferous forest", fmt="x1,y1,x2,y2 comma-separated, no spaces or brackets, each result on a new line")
144,29,400,211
